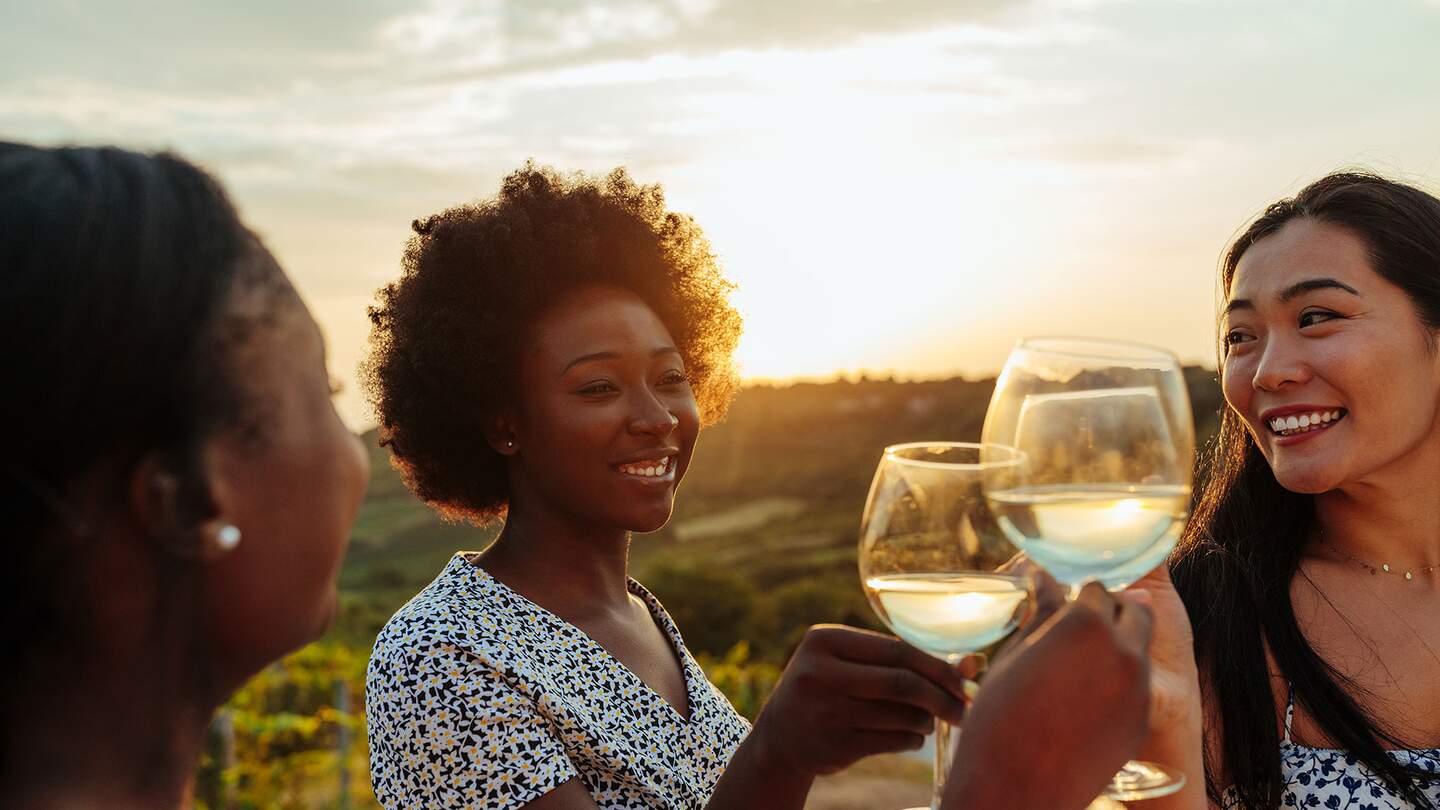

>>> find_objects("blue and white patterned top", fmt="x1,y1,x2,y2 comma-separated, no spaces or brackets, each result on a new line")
1223,687,1440,809
366,553,751,809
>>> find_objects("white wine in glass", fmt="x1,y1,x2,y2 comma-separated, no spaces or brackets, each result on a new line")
858,442,1033,810
866,572,1030,661
982,337,1195,801
990,386,1189,591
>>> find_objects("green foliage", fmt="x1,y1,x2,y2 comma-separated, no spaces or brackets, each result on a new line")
751,575,883,657
196,643,378,810
642,562,758,657
694,642,782,720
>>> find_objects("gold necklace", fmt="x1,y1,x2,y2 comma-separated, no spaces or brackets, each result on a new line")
1319,529,1440,582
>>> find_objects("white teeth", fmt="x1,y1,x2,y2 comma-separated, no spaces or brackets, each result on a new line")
619,458,671,477
1269,409,1345,436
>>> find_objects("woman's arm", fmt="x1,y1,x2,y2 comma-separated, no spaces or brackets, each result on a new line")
512,624,971,810
1123,564,1210,810
513,583,1171,810
941,583,1157,810
706,624,973,808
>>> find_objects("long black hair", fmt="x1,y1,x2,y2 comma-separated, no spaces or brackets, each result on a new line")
0,143,284,763
1172,172,1440,808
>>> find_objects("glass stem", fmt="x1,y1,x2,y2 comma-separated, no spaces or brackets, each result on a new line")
931,716,954,810
932,651,978,809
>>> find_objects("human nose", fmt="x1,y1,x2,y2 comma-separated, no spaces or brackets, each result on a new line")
627,388,679,436
1251,334,1310,392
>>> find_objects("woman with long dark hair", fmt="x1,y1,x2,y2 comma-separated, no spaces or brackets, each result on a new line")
0,143,370,807
1143,172,1440,809
361,162,1158,810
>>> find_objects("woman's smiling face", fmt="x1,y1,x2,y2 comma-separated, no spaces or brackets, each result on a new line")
1221,217,1440,494
507,285,700,533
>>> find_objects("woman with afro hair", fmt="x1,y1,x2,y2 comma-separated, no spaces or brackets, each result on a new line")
361,163,1157,810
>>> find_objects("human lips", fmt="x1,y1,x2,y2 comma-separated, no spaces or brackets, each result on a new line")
1260,405,1348,439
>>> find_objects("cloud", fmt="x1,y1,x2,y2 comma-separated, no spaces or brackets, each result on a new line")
997,136,1185,165
0,0,398,94
392,0,1031,82
657,0,1021,50
977,135,1237,180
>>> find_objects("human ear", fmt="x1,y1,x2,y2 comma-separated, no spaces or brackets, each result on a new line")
484,410,520,457
129,449,242,562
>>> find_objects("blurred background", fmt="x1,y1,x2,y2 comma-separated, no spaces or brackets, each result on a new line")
5,1,1438,806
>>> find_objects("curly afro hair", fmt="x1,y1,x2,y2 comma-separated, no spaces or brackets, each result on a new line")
363,162,743,524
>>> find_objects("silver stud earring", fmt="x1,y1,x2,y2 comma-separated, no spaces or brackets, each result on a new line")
506,440,515,449
215,524,242,552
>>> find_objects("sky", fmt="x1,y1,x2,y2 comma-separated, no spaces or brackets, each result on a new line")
5,0,1440,429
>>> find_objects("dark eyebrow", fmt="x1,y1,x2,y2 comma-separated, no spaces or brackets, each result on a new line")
1278,277,1360,302
1224,278,1361,318
561,346,681,376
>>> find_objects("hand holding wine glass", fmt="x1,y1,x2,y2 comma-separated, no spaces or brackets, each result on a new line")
744,624,971,780
858,442,1034,809
942,583,1154,810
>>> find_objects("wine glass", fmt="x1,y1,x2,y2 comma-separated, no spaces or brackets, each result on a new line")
858,442,1033,810
982,336,1194,801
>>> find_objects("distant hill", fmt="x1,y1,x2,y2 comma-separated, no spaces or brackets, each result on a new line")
330,370,1223,659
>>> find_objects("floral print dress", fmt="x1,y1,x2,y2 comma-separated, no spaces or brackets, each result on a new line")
1223,687,1440,809
366,553,751,809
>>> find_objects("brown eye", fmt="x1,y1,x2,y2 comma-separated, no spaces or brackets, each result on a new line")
1298,310,1340,328
578,381,619,395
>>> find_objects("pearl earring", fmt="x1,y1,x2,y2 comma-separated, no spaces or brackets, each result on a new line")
215,524,242,552
506,440,515,449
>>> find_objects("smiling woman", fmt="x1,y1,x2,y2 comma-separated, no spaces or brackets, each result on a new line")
358,163,1160,810
1141,172,1440,810
361,161,742,524
358,163,987,810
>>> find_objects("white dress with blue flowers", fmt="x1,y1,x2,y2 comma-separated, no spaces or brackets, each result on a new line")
1223,687,1440,809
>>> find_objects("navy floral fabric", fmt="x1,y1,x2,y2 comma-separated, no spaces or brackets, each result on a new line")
366,553,751,809
1223,689,1440,809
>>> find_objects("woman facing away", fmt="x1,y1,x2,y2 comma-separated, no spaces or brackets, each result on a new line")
1140,172,1440,809
0,143,370,807
362,162,1158,810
